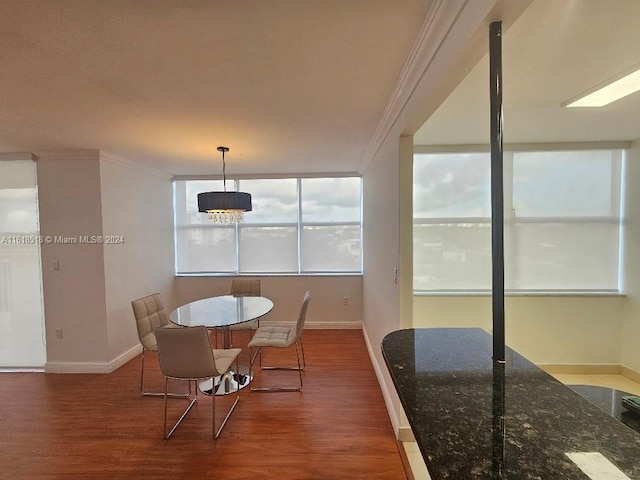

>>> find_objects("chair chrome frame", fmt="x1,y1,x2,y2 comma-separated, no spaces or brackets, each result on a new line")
140,347,191,398
250,340,304,392
163,355,240,439
248,291,310,392
132,293,190,398
156,325,241,440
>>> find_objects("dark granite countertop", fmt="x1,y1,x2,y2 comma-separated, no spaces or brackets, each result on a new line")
382,328,640,479
568,385,640,434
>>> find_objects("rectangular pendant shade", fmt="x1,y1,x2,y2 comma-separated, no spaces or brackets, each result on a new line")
197,191,252,212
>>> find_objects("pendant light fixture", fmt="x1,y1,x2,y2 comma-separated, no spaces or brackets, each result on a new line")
197,146,252,224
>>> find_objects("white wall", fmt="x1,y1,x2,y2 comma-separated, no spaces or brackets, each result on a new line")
360,0,517,440
174,275,362,328
398,136,414,331
622,140,640,374
414,295,624,366
363,135,403,430
100,154,175,364
37,151,109,367
36,150,176,372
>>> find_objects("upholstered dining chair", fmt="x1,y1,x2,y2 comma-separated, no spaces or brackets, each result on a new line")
231,278,261,297
248,291,311,392
131,293,188,398
226,279,262,345
155,326,241,439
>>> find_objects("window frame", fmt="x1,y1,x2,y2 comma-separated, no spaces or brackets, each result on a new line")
173,175,363,276
413,148,624,294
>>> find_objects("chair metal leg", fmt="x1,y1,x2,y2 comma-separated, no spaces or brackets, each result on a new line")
141,348,191,398
140,349,145,393
211,329,222,349
213,356,241,438
162,372,239,440
299,336,306,368
164,379,198,439
250,342,304,392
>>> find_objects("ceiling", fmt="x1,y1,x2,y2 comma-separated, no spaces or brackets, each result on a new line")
4,2,635,177
415,0,640,146
0,0,431,176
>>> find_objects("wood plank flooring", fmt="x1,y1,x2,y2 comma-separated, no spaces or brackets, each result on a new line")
0,330,407,480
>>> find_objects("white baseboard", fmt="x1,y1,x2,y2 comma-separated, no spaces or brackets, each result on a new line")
0,367,44,373
537,363,640,386
111,344,143,371
622,366,640,384
621,367,640,383
45,344,142,374
398,427,416,442
538,364,622,375
263,321,362,329
362,324,405,440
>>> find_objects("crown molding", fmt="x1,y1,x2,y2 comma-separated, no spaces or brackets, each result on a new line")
359,0,511,173
32,149,100,162
30,149,172,179
0,152,36,161
99,151,173,180
359,0,468,172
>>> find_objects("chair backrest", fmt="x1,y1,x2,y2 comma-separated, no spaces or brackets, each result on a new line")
155,326,219,379
294,291,311,340
231,279,261,297
131,293,171,350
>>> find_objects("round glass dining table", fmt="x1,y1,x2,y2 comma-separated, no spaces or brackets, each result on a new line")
169,295,273,395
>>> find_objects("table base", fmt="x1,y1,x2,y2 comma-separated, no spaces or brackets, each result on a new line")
199,367,252,396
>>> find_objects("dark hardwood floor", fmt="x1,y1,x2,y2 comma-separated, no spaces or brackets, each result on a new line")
0,330,408,479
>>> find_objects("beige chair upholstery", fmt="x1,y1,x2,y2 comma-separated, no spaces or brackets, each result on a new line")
230,278,261,297
248,291,311,392
227,279,262,343
155,326,241,439
131,293,186,397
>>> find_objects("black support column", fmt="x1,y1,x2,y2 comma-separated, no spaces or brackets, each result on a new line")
489,21,505,363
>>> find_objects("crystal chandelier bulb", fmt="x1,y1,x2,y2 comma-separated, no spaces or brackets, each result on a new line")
207,209,244,224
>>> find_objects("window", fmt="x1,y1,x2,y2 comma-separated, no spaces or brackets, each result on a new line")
413,149,623,292
174,176,362,275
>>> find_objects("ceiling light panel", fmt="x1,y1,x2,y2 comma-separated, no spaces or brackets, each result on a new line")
565,64,640,107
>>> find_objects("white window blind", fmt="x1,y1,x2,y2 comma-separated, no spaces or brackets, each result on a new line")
413,150,623,292
174,176,362,275
0,160,46,367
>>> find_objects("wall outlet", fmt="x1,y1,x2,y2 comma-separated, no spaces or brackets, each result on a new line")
52,260,60,271
55,328,63,339
342,296,349,305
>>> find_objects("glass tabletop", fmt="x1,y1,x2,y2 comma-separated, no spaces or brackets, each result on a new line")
169,295,273,328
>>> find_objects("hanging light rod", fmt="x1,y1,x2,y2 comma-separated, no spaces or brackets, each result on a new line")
197,146,252,224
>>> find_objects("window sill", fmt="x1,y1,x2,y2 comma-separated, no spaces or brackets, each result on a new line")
176,272,363,278
413,290,625,297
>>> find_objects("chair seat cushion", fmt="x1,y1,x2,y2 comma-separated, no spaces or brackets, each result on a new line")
212,348,242,374
229,320,258,331
248,325,296,348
